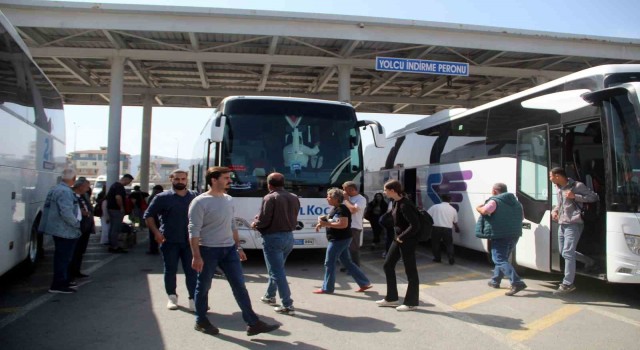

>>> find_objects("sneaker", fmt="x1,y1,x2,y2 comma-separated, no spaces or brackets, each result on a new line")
339,267,347,272
167,294,178,310
68,281,78,289
189,298,195,312
553,283,576,295
396,305,417,312
246,320,279,336
505,283,527,296
260,296,277,305
487,281,500,289
48,287,76,294
448,257,455,265
194,319,219,335
355,285,373,292
75,273,90,279
376,299,399,307
432,258,441,263
274,305,295,316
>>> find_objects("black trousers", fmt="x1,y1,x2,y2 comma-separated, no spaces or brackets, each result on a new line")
69,230,91,277
431,226,454,261
383,236,419,306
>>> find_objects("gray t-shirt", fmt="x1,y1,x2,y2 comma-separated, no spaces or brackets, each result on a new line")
188,193,237,247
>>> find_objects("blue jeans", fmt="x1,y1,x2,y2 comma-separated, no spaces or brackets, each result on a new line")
107,209,124,249
322,238,370,293
262,232,294,307
51,236,78,289
490,237,524,286
558,223,583,285
160,241,197,299
194,245,259,326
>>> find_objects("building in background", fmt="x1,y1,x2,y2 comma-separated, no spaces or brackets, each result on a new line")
133,156,179,189
68,147,131,181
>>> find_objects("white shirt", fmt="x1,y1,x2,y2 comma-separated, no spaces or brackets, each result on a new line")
427,202,458,229
283,143,320,168
346,194,367,230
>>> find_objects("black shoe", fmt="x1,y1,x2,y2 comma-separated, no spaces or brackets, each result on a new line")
194,319,219,335
505,283,527,296
75,273,90,279
487,281,500,289
247,320,279,336
145,251,159,255
108,247,128,253
339,267,347,272
448,257,455,265
432,258,441,263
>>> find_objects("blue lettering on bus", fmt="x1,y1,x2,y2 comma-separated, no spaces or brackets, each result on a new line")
299,205,331,216
426,170,473,211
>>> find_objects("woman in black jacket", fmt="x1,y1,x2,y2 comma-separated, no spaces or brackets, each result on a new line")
377,179,421,311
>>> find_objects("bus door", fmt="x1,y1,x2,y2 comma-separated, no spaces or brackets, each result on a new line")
516,124,553,272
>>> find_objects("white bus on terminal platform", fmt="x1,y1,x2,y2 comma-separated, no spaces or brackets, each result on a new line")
0,11,66,277
190,96,386,250
365,64,640,284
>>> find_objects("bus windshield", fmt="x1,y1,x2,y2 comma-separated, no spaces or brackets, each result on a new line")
606,92,640,212
220,99,361,197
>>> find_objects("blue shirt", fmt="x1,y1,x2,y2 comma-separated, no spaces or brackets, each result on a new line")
144,189,197,243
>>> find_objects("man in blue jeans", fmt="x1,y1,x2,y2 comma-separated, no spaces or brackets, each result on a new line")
549,167,598,295
251,172,300,316
189,166,279,336
476,183,527,296
145,170,197,311
40,169,82,294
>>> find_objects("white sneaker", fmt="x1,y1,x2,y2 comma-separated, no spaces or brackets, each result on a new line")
396,305,417,312
376,299,399,307
167,294,178,310
189,298,195,312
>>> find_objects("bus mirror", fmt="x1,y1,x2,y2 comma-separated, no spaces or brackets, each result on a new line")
521,89,592,113
210,115,226,142
358,120,386,148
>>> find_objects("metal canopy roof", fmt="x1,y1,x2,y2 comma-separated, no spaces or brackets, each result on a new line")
1,0,639,114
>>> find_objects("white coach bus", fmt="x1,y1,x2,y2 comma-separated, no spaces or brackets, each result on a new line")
0,12,66,276
365,65,640,283
191,96,386,249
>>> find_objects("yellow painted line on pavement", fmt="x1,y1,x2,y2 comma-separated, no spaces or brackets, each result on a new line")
509,305,582,341
419,272,482,289
452,289,506,310
0,307,20,314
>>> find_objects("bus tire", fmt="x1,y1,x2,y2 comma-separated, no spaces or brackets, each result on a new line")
19,219,41,275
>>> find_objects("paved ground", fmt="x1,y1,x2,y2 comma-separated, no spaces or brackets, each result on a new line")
1,227,639,350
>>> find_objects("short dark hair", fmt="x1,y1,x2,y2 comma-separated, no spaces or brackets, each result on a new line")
170,169,188,178
550,167,567,178
133,185,141,191
122,174,134,180
384,179,404,195
493,183,508,193
267,172,285,187
152,185,164,192
440,194,452,202
205,166,231,187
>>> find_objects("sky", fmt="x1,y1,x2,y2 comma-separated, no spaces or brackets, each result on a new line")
58,0,640,159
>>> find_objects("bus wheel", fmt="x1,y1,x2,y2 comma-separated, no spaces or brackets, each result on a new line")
19,220,41,274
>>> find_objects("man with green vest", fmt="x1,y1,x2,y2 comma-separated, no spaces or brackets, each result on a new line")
475,183,527,296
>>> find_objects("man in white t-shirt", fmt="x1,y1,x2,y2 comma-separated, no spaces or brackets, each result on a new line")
427,194,460,265
342,181,367,267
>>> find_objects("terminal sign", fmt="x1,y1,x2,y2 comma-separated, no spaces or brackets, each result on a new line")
375,56,469,76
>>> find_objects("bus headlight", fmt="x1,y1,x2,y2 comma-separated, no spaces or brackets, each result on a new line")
624,234,640,255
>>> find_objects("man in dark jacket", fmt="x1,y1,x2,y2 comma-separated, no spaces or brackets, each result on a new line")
251,172,300,316
476,183,526,296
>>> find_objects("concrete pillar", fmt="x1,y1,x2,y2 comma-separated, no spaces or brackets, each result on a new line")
106,56,125,187
139,94,153,192
338,64,352,103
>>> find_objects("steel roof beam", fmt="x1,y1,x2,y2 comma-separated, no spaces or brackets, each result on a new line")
28,47,567,80
4,2,639,60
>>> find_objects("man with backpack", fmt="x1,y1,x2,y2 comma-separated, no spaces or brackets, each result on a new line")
427,194,459,265
549,167,599,295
